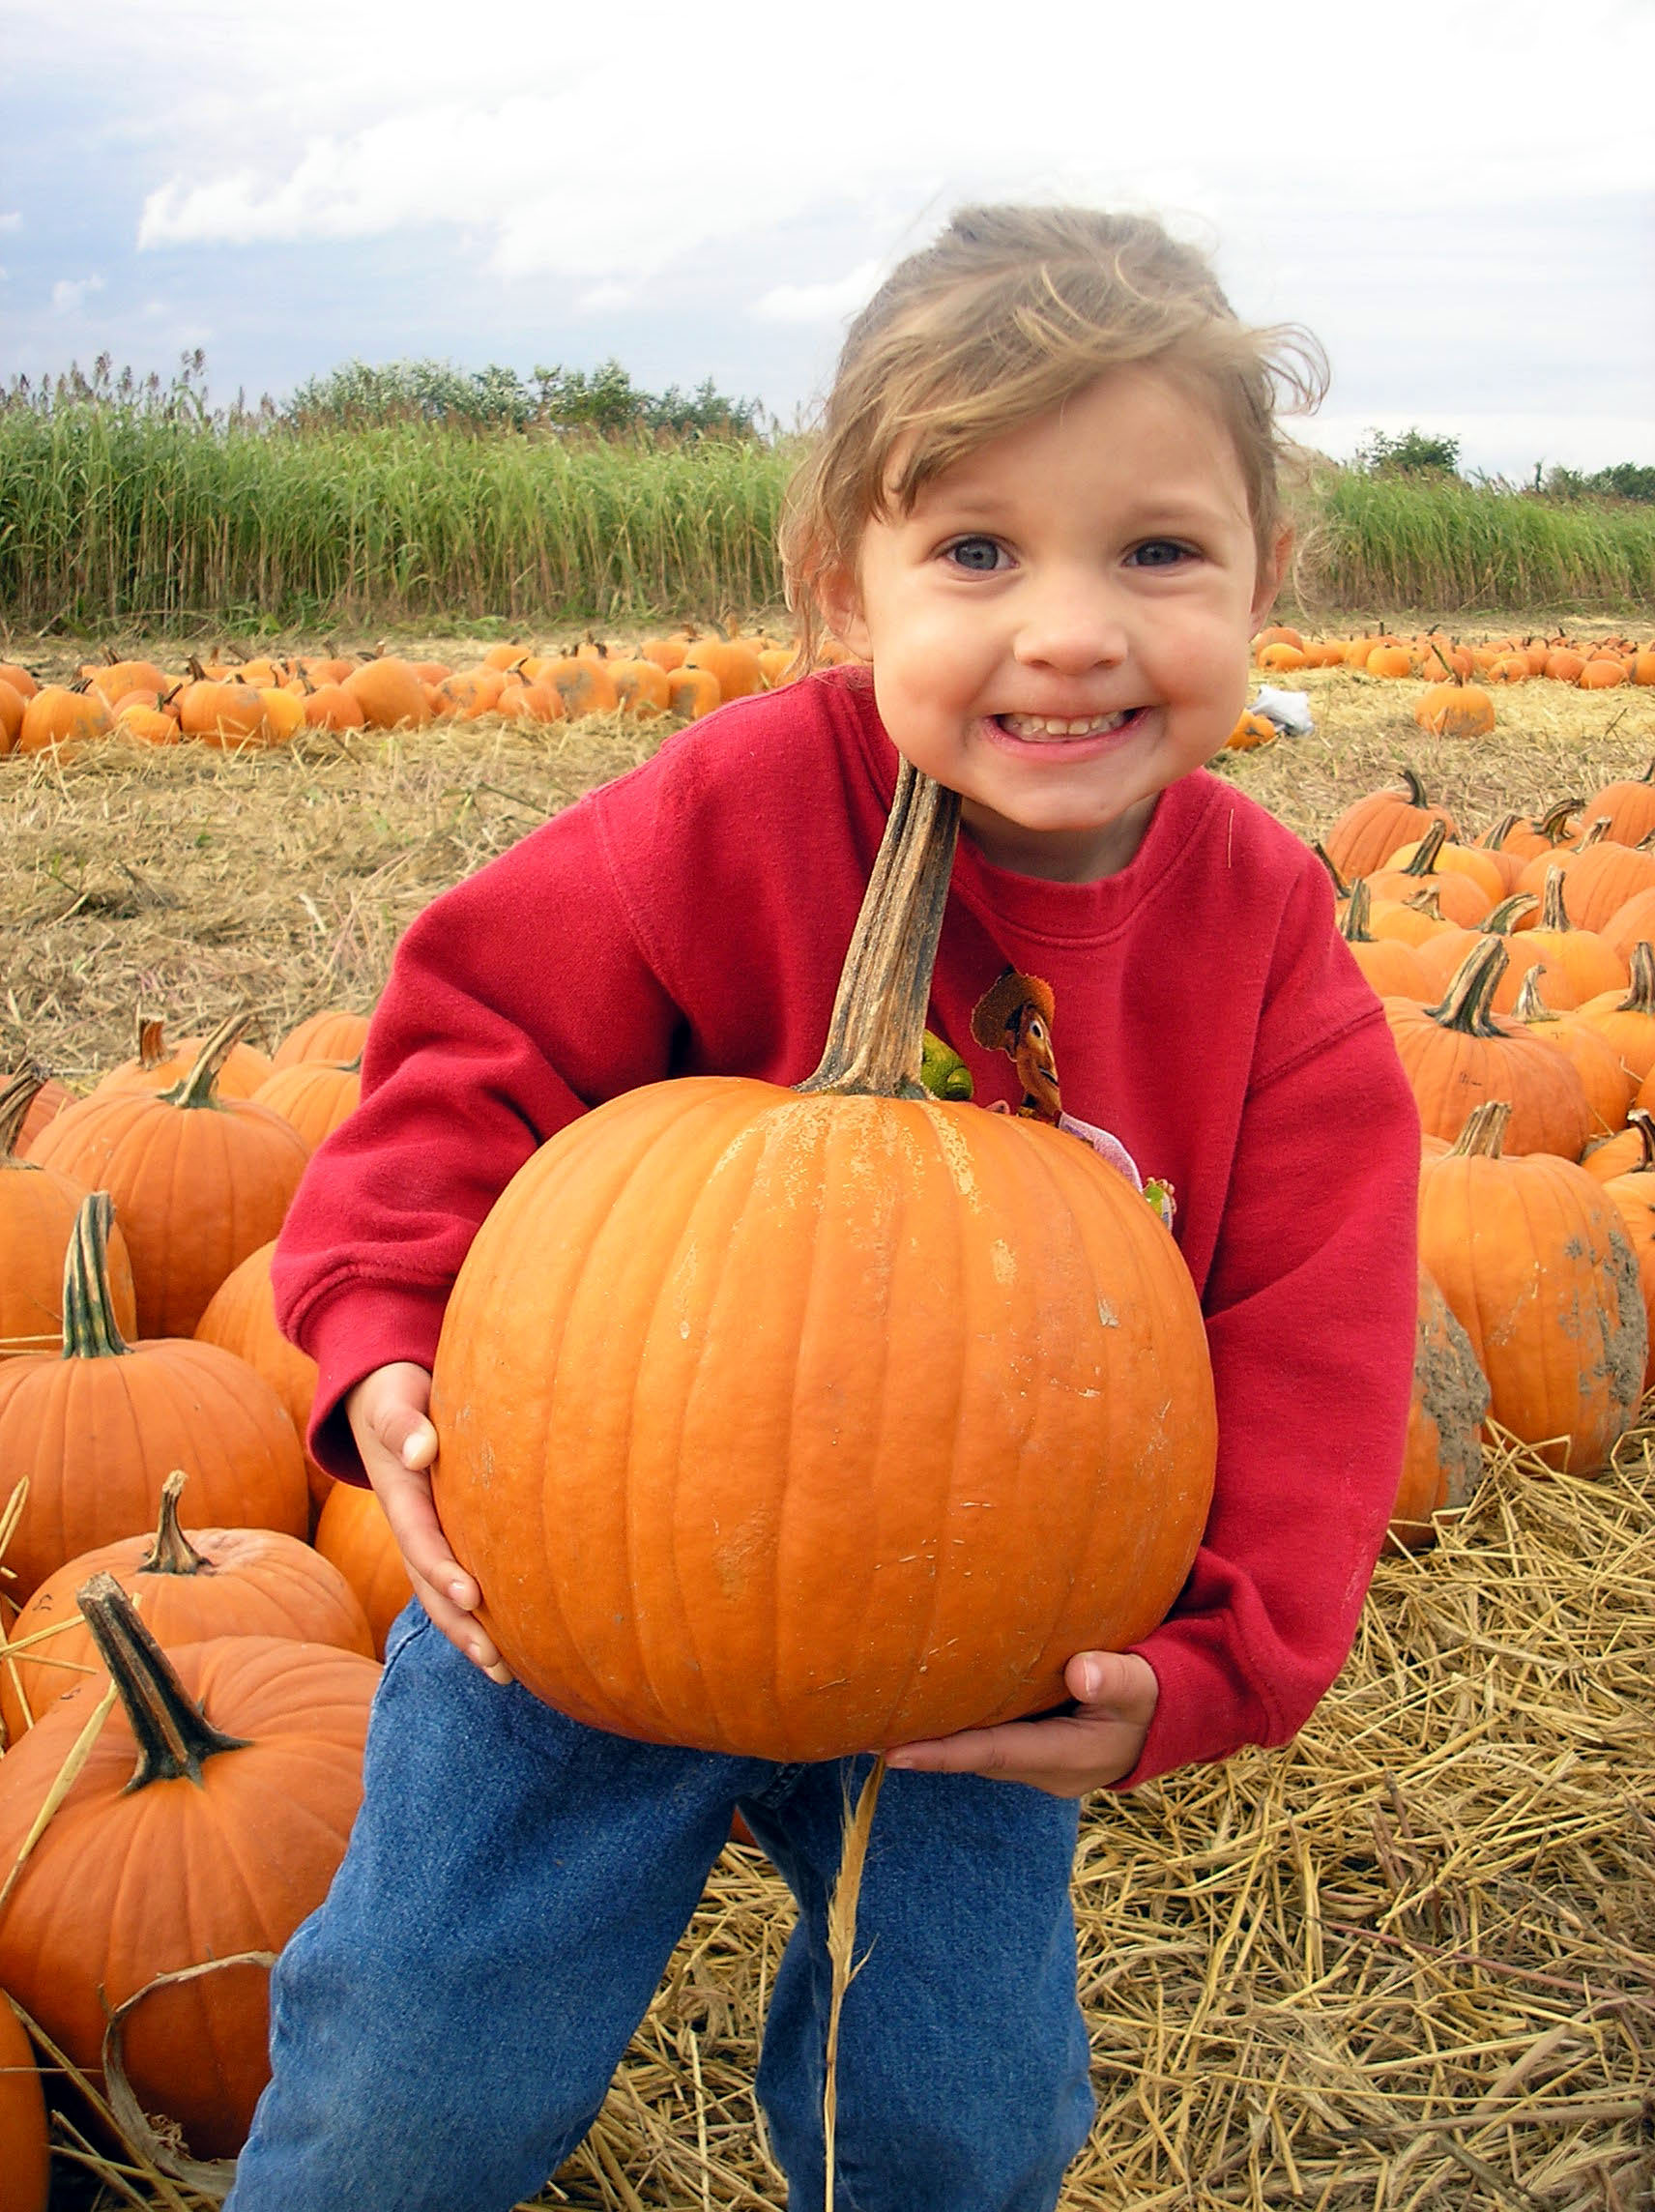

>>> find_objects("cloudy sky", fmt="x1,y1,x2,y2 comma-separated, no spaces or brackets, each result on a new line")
4,0,1652,479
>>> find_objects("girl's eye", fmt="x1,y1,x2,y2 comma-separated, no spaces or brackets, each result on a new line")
944,536,1008,573
1128,539,1194,569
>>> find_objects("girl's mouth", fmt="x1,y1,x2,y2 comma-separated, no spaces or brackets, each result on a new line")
991,709,1139,743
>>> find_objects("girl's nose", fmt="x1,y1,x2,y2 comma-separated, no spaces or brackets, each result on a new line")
1012,580,1130,673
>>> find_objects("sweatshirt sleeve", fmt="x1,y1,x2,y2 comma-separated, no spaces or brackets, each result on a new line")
1113,886,1421,1790
271,794,684,1482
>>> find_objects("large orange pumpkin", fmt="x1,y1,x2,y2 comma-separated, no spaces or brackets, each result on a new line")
271,1006,371,1070
93,1012,271,1100
0,1195,309,1600
0,1576,378,2158
1321,770,1458,882
1417,1101,1645,1473
0,1470,372,1738
429,763,1218,1761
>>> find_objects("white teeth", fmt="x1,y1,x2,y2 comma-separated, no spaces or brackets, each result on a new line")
1000,711,1130,739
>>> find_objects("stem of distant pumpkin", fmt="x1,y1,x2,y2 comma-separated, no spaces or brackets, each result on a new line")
798,760,961,1100
0,1067,45,1160
75,1571,249,1787
160,1009,253,1111
139,1471,215,1578
61,1193,132,1361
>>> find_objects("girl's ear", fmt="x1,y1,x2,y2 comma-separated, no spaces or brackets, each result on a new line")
1249,526,1294,629
819,562,873,661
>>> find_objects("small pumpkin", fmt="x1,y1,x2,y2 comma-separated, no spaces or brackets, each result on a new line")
342,657,433,731
251,1057,362,1151
1321,770,1459,883
314,1480,413,1657
195,1237,329,1520
271,1007,371,1071
0,1993,48,2212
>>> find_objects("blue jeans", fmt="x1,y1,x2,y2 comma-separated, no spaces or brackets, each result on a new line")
228,1604,1094,2212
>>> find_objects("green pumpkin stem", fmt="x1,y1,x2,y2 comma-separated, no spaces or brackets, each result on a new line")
1399,818,1448,878
798,760,961,1100
138,1471,213,1578
1449,1099,1511,1159
1480,811,1520,853
1425,936,1509,1034
160,1011,252,1111
1314,842,1350,898
74,1571,248,1788
0,1067,46,1160
1339,879,1375,943
61,1192,132,1360
1398,767,1430,806
1481,892,1536,935
1540,798,1582,842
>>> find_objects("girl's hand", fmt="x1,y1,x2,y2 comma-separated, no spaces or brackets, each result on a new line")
883,1650,1157,1798
344,1361,513,1685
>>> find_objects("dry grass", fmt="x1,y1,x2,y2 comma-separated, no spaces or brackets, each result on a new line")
4,631,1655,2210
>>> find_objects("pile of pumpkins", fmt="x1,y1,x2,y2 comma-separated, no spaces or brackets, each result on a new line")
1228,624,1655,750
1328,761,1655,1544
0,627,857,758
0,1004,410,2192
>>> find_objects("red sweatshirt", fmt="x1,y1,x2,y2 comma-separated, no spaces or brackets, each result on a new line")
274,666,1420,1789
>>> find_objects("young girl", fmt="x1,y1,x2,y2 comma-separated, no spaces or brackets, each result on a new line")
232,205,1419,2212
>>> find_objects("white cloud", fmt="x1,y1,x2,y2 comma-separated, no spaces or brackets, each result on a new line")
751,261,883,326
0,213,21,234
51,275,105,314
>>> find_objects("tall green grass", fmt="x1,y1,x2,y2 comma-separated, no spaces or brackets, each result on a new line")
1305,471,1655,616
1,406,1650,631
0,411,793,629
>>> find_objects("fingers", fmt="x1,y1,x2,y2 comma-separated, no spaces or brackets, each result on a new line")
346,1364,513,1686
886,1712,1145,1798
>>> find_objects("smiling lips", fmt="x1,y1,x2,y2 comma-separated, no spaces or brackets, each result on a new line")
995,709,1137,742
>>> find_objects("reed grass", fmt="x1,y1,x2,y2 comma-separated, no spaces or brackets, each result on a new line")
3,408,1652,632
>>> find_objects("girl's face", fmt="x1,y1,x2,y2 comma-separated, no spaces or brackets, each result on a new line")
826,365,1289,884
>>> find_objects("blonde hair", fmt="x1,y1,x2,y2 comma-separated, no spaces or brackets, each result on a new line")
780,205,1327,664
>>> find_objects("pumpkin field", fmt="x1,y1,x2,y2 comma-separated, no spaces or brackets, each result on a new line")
1,621,1654,2211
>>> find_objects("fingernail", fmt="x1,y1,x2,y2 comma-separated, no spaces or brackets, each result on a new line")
885,1752,914,1770
449,1579,470,1605
1077,1658,1103,1700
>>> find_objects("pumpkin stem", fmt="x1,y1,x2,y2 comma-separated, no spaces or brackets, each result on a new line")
139,1471,214,1578
1615,941,1655,1015
1399,767,1429,806
1313,841,1350,897
1479,811,1519,853
1404,887,1446,922
1399,819,1448,877
1540,798,1582,842
61,1192,133,1361
1339,879,1375,943
74,1571,249,1788
1449,1099,1511,1159
798,760,961,1100
1539,867,1576,933
1424,936,1509,1035
1481,892,1536,935
1627,1107,1655,1175
0,1066,46,1161
1513,966,1556,1023
160,1011,252,1112
1582,817,1611,849
134,1014,167,1070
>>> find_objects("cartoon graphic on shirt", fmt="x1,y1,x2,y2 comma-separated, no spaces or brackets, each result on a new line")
956,966,1177,1229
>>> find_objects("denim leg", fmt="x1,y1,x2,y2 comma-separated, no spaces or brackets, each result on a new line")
228,1605,760,2212
743,1764,1093,2212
